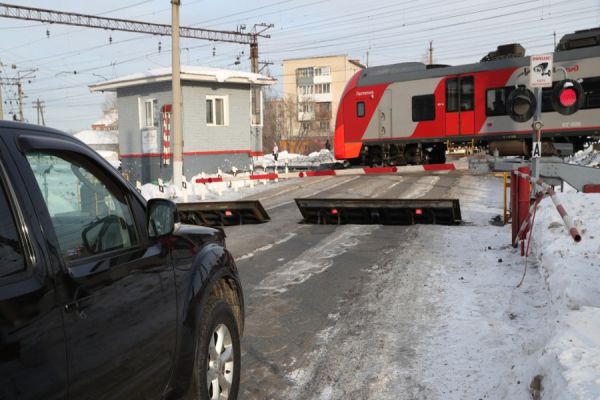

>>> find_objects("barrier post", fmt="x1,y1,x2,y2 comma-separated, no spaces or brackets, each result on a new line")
511,169,518,246
517,166,531,241
511,166,531,247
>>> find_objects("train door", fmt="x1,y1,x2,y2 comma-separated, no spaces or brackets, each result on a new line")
445,75,475,136
378,89,392,138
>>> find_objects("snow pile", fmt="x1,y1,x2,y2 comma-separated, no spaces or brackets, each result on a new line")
138,171,294,203
74,129,118,145
95,150,120,168
90,65,275,90
73,129,120,168
531,193,600,399
255,149,337,169
568,144,600,168
92,109,118,127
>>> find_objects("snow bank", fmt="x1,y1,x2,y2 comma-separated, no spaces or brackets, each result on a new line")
568,145,600,168
255,149,337,169
73,129,118,145
531,192,600,399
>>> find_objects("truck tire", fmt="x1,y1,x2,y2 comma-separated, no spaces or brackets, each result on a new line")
192,299,241,400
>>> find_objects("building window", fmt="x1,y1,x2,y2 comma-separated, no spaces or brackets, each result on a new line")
320,121,330,130
315,83,331,94
140,98,158,128
300,102,314,113
315,102,331,120
314,66,330,76
412,94,436,121
297,68,314,78
357,101,365,117
206,95,228,126
298,85,314,96
301,122,312,131
251,86,262,126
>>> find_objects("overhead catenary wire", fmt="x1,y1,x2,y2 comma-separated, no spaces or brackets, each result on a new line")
1,0,597,128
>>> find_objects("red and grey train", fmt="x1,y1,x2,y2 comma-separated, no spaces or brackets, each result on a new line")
334,28,600,165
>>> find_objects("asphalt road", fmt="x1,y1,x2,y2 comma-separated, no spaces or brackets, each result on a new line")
222,171,472,399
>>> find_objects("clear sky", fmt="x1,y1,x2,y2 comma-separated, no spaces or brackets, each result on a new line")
1,0,599,132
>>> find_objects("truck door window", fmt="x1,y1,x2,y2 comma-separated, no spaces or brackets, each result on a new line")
25,152,138,261
0,179,25,279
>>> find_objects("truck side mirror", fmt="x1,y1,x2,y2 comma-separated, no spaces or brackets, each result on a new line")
147,198,179,238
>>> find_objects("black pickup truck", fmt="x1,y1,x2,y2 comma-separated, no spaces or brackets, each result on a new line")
0,121,244,400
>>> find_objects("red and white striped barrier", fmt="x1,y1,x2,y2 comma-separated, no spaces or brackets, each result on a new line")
195,163,461,185
514,170,582,243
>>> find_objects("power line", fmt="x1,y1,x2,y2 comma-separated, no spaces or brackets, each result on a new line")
0,3,273,72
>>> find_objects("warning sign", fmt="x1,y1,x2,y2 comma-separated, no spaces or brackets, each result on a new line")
532,141,542,158
530,54,553,88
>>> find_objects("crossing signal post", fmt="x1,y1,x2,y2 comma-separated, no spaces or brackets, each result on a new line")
505,54,585,197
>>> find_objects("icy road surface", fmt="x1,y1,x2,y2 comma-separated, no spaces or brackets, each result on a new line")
222,172,550,399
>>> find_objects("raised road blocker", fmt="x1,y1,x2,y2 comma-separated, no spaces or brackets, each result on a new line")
177,200,270,226
295,198,462,225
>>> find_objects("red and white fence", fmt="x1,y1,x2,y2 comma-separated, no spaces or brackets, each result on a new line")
195,163,462,185
511,169,583,250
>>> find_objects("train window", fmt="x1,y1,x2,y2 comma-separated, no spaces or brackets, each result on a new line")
446,78,459,112
541,87,554,113
460,76,474,111
357,101,365,117
486,87,512,116
412,95,436,121
582,77,600,109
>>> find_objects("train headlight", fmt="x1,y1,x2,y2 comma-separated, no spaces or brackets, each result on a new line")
506,86,536,123
552,79,584,115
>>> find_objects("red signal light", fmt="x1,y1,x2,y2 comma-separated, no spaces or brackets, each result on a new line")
415,208,423,215
552,79,584,116
225,210,233,217
559,88,577,107
331,209,338,215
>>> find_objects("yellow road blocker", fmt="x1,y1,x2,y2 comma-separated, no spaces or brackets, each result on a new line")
295,198,461,225
177,200,270,227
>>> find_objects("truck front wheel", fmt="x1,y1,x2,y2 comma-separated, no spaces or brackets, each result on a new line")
192,299,241,400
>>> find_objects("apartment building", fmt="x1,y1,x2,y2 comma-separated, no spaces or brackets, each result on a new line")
281,55,363,151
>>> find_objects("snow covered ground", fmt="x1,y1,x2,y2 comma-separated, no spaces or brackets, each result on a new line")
136,148,600,399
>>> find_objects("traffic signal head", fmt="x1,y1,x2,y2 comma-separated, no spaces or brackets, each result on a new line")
552,79,584,115
506,86,536,123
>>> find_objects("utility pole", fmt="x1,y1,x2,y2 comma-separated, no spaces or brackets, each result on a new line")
17,81,24,121
33,98,45,125
428,41,433,65
1,72,35,121
171,0,183,188
249,23,273,73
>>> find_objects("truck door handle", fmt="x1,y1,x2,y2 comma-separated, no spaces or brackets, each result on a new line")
64,287,87,319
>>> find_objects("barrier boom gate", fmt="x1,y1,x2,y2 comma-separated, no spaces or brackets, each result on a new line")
295,198,462,225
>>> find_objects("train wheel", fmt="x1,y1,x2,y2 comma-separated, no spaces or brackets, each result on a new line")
404,144,424,165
